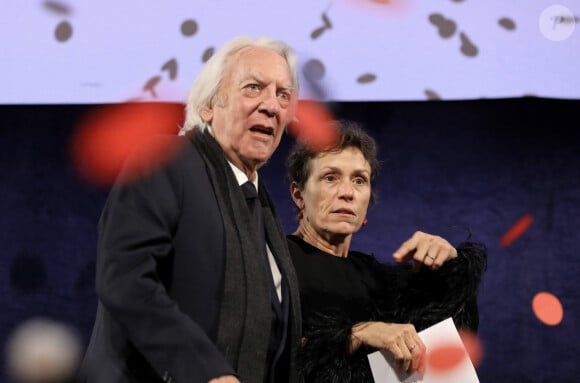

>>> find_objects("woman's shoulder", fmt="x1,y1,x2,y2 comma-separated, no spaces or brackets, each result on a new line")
288,235,388,267
286,234,313,257
347,249,389,271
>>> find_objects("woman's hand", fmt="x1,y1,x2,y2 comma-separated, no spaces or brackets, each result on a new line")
350,321,425,374
392,231,457,271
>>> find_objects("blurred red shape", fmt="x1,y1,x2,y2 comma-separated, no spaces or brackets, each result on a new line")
532,291,564,326
426,330,483,373
500,213,534,247
427,344,466,371
340,0,413,15
70,102,184,187
287,100,338,150
458,329,483,368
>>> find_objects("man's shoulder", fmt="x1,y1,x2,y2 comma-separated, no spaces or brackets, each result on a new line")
128,134,192,164
115,134,205,185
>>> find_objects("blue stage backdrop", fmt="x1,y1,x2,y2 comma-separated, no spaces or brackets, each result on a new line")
0,98,578,382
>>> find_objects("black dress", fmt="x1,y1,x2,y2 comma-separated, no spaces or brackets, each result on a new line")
287,234,487,383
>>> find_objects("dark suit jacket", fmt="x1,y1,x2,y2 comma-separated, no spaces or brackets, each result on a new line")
78,135,299,383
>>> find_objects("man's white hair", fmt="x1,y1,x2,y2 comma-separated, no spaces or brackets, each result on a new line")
180,36,299,135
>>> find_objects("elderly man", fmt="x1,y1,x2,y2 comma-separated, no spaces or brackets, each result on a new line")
78,36,301,383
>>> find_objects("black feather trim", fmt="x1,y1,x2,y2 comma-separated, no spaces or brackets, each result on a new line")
296,241,487,382
298,309,375,382
378,241,488,332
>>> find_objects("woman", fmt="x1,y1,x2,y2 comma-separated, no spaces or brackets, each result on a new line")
286,120,487,382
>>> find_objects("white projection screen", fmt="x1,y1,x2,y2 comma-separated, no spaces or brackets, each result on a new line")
1,0,579,104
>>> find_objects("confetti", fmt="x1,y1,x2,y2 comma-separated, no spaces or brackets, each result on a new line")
356,73,377,84
500,213,534,247
340,0,411,16
43,1,71,15
532,292,564,326
161,58,178,80
143,76,162,98
302,59,326,81
498,17,516,31
6,318,82,383
426,329,483,372
202,47,215,63
310,12,333,39
459,31,478,57
459,329,483,368
424,89,441,100
428,13,457,38
427,344,466,371
70,103,184,186
54,21,73,42
180,19,198,37
287,101,338,151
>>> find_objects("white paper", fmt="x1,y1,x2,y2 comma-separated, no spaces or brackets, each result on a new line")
367,318,480,383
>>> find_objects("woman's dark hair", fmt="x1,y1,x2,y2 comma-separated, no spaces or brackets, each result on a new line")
286,119,380,204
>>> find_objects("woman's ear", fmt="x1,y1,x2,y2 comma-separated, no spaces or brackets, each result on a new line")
290,182,304,210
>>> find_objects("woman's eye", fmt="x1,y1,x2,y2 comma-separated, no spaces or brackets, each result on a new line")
324,175,336,182
353,178,366,185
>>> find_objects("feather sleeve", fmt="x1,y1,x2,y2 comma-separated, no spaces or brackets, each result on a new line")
297,309,376,383
374,241,488,332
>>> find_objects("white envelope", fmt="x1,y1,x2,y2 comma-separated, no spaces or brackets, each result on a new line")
367,317,480,383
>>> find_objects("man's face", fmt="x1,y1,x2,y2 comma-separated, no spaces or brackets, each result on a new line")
201,46,297,176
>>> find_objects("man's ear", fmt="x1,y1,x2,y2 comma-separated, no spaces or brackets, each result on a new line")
290,182,304,209
200,106,213,123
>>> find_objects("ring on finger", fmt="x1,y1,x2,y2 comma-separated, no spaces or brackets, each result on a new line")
426,255,436,261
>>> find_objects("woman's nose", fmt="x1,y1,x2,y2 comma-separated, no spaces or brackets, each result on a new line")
338,180,354,199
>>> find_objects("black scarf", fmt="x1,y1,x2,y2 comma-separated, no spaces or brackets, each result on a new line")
191,130,301,382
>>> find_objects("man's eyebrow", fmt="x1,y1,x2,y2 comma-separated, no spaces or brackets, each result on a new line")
238,75,260,85
239,75,295,91
279,85,297,92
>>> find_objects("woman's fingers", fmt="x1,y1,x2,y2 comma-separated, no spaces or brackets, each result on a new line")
387,324,425,373
390,343,410,373
406,232,457,270
405,332,426,373
353,321,426,374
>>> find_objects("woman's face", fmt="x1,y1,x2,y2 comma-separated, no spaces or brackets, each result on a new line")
293,146,372,241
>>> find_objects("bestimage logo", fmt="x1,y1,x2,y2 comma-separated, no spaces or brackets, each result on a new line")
539,4,577,41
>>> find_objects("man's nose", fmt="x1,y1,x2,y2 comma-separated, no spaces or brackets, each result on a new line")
258,88,281,117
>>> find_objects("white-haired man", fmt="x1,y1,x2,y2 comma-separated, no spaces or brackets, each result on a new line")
79,36,302,383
